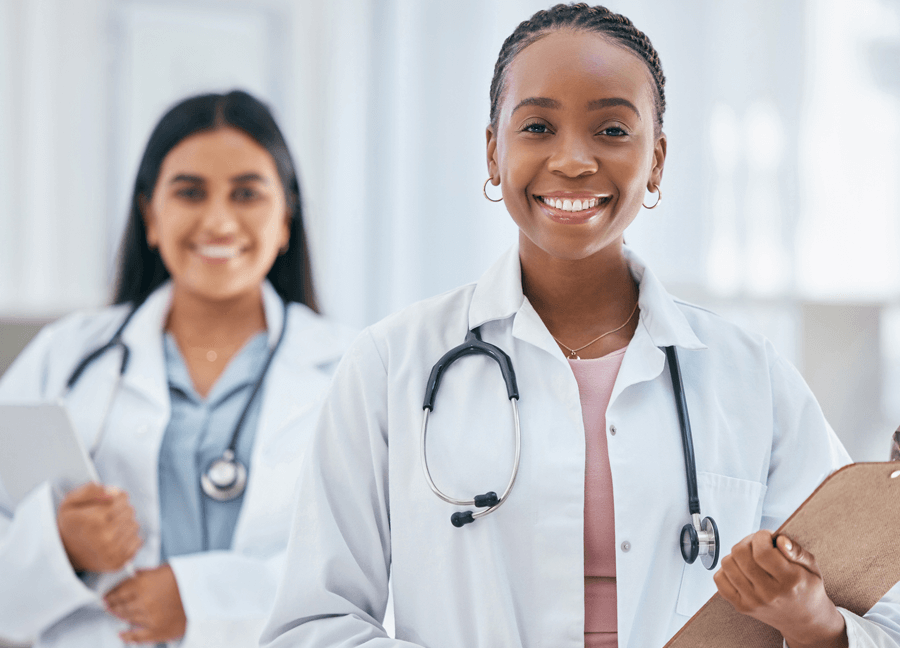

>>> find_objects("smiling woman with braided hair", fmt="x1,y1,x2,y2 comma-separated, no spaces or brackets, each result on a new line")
261,4,900,647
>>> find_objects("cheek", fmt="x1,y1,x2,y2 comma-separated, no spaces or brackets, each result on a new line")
498,141,539,193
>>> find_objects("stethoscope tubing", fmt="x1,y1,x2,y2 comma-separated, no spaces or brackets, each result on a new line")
664,345,701,515
63,297,289,499
421,327,718,567
420,397,521,520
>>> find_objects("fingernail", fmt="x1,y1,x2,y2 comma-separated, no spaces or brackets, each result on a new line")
783,538,793,552
105,485,122,495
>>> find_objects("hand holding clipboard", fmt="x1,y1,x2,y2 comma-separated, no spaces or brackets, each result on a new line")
665,462,900,647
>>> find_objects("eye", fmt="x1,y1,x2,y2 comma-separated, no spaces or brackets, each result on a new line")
232,186,260,202
521,121,552,134
599,126,629,137
175,186,205,201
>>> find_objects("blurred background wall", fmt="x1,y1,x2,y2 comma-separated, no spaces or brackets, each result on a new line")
0,0,898,467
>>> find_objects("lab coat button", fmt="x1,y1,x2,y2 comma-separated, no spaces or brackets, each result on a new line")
621,540,631,552
609,424,617,436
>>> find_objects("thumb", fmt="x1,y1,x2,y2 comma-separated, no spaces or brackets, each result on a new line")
775,534,821,577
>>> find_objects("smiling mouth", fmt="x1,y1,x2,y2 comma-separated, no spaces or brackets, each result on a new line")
196,244,240,260
536,195,612,213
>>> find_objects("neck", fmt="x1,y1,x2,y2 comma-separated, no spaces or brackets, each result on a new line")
520,236,639,359
166,285,267,350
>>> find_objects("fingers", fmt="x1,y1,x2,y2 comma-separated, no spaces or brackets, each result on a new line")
120,626,157,644
716,551,763,611
105,574,150,626
774,534,822,578
57,488,143,572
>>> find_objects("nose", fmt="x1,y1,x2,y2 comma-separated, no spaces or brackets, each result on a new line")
198,193,240,236
547,133,599,178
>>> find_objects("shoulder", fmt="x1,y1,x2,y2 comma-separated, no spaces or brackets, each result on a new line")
331,283,477,380
368,283,476,351
673,298,780,368
23,304,132,358
0,303,132,399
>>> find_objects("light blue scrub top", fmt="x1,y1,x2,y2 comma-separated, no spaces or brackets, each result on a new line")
158,331,268,560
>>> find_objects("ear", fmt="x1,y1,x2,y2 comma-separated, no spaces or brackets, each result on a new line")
648,131,667,190
139,196,159,249
485,126,499,185
279,211,291,254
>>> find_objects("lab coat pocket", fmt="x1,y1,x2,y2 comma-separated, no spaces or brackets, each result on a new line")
675,471,766,618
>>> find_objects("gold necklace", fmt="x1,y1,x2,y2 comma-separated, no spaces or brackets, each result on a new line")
551,301,639,359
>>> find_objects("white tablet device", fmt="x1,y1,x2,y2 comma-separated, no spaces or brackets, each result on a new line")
0,403,99,506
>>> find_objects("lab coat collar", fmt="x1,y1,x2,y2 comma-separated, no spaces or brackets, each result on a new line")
467,244,707,352
119,283,172,409
625,246,707,351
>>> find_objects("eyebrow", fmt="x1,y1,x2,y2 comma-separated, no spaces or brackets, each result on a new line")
168,173,271,185
511,96,641,119
587,97,641,119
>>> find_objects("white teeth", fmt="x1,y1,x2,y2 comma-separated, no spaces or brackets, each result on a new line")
541,196,605,212
198,245,239,259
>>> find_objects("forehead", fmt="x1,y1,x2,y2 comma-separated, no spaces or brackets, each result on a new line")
501,30,655,120
161,126,277,178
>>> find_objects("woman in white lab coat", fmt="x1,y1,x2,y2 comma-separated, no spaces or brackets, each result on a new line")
260,5,900,648
0,90,354,647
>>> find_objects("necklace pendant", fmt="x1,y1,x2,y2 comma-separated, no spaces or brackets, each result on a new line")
569,350,580,360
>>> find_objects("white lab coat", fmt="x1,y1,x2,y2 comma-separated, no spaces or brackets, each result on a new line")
261,246,900,648
0,281,355,648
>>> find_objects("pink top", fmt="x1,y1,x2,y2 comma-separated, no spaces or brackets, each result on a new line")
568,348,626,648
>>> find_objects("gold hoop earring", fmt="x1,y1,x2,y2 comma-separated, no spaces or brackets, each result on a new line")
642,185,662,209
483,178,503,203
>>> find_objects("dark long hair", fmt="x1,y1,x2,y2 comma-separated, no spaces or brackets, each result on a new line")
113,90,319,311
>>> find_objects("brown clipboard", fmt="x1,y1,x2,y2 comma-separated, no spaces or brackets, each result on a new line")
664,462,900,647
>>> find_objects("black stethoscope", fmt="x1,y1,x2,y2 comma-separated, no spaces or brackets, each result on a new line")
420,329,720,570
64,299,289,503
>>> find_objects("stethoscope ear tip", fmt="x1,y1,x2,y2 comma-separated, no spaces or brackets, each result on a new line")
451,511,475,527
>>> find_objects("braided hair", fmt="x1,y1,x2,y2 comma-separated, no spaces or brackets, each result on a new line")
489,3,666,135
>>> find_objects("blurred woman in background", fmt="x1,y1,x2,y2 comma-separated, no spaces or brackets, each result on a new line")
0,90,353,647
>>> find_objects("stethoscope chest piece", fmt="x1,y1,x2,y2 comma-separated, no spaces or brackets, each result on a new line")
201,449,248,502
680,513,720,570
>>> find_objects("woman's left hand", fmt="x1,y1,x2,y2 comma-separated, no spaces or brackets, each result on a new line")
714,530,847,648
103,564,187,644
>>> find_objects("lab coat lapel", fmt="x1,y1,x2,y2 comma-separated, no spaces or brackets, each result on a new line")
254,301,345,442
468,245,571,362
118,283,172,410
610,249,708,404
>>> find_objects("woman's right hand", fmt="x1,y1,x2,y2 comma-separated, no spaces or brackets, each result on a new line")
57,482,142,573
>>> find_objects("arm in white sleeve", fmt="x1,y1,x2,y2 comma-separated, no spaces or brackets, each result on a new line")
260,330,421,648
0,326,98,642
0,483,97,643
765,353,900,647
837,581,900,647
761,352,851,531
